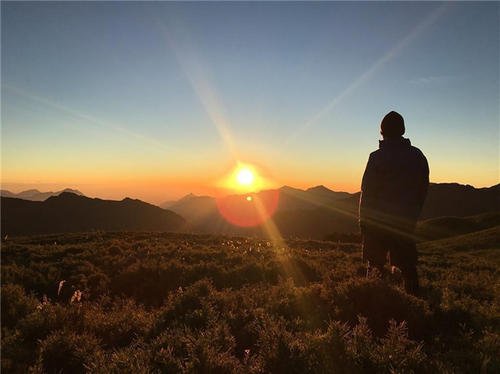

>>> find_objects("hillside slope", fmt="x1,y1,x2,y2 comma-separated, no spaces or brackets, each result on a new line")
419,224,500,252
416,212,500,241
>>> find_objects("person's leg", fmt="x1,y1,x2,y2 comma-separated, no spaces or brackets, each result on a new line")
401,264,419,296
362,233,388,279
390,234,419,295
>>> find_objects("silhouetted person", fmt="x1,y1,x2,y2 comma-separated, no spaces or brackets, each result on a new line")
359,111,429,295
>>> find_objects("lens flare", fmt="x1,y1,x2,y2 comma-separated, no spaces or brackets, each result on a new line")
216,190,280,227
215,162,280,226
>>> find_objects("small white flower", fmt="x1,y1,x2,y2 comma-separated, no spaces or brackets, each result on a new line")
57,280,66,296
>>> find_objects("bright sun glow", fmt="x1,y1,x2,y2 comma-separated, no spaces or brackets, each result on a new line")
217,162,277,194
236,167,254,186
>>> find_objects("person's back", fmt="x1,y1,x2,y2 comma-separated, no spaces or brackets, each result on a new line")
359,111,429,295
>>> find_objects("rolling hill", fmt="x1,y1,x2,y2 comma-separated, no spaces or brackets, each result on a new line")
416,212,500,241
419,224,500,252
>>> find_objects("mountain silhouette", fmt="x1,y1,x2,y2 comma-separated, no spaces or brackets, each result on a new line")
0,188,84,201
3,183,497,239
1,192,185,236
160,185,359,238
419,183,500,219
306,185,352,200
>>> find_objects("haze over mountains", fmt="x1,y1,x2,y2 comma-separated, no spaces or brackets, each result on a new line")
0,188,83,201
1,183,498,238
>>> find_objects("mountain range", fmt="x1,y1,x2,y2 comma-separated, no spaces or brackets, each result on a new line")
1,183,498,239
1,193,185,236
162,182,500,239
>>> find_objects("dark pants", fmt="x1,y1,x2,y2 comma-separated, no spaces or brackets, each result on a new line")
362,228,419,295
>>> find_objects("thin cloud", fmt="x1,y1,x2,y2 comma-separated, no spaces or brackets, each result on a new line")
408,75,458,86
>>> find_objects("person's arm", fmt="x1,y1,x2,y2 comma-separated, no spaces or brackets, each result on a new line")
416,153,430,215
359,154,378,233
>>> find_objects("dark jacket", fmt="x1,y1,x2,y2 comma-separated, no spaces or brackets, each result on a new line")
359,137,429,234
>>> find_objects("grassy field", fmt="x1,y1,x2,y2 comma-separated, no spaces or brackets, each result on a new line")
1,228,499,373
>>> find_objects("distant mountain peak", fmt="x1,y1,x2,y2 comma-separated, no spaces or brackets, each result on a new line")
280,185,304,193
122,197,144,204
306,185,333,193
22,189,42,194
47,191,82,201
178,193,197,202
61,188,83,195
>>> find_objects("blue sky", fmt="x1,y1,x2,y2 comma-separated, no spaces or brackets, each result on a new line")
2,1,498,202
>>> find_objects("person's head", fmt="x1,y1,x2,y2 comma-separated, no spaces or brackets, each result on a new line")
380,111,405,139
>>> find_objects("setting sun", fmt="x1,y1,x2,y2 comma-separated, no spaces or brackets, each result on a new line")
236,167,254,186
216,162,278,194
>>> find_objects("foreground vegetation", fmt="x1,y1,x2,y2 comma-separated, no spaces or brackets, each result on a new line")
2,229,499,373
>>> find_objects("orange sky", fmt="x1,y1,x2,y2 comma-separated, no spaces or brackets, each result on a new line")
2,160,498,205
0,173,357,205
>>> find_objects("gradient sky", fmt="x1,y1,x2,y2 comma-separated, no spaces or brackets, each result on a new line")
2,1,499,203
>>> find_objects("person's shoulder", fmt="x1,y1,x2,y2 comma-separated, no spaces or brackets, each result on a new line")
367,149,382,163
410,145,426,157
409,145,428,164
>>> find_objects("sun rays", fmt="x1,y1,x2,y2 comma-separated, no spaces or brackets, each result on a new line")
5,3,449,249
282,3,449,149
2,84,176,155
154,15,239,161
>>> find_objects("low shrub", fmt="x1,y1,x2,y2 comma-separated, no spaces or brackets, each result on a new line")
37,330,102,374
1,284,38,328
